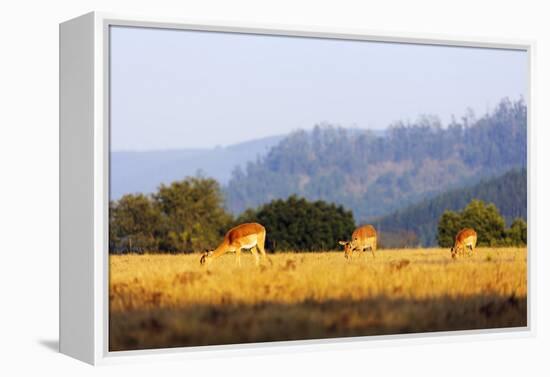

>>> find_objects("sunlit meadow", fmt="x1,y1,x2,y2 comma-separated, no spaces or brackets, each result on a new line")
109,247,527,350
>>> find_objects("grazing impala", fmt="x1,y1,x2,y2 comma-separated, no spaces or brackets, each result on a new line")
339,225,377,259
451,228,477,258
200,222,267,266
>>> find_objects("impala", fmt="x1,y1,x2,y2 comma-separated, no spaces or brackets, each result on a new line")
200,222,267,266
339,224,377,259
450,228,477,258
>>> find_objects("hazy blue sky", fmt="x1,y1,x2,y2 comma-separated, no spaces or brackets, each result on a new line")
110,26,527,151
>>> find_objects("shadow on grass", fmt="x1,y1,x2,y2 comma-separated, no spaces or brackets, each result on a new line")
109,293,526,351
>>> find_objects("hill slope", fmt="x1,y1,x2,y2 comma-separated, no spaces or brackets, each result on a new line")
110,135,284,199
373,168,527,246
224,99,527,221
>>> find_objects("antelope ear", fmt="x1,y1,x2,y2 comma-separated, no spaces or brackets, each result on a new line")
338,241,347,246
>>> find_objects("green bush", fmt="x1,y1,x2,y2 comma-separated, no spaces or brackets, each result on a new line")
237,195,356,252
437,199,526,247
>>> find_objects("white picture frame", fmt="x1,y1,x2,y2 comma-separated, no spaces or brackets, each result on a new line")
59,11,535,365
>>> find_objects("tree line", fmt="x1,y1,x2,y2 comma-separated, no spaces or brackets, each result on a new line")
109,178,355,253
110,176,526,254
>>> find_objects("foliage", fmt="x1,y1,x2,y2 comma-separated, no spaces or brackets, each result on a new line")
154,178,233,252
109,194,163,252
110,98,528,252
506,218,528,246
236,195,356,251
437,199,526,247
109,177,232,253
436,211,462,248
375,168,526,246
224,98,527,223
460,200,506,245
109,180,356,253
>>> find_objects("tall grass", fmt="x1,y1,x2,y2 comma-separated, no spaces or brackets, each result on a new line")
109,247,527,351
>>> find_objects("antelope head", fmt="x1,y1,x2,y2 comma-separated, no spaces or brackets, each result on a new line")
450,247,457,259
339,241,353,259
200,250,213,265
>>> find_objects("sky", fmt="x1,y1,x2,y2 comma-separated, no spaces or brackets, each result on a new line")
110,26,528,151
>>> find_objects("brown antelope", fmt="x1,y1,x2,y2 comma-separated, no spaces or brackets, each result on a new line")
450,228,477,258
339,225,377,259
200,222,267,266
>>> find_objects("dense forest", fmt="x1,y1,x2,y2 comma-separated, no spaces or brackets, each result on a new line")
375,168,527,246
224,98,527,222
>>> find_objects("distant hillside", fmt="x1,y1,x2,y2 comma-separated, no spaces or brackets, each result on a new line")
110,135,284,199
224,98,527,221
373,168,527,246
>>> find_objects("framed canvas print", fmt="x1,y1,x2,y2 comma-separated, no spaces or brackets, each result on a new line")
59,12,533,365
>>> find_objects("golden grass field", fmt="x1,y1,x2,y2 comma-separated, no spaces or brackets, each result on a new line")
109,247,527,351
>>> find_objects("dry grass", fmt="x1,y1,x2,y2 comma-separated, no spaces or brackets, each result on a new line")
109,247,527,351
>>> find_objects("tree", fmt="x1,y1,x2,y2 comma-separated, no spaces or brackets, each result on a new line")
460,200,506,245
437,210,462,247
437,199,519,247
109,177,234,253
153,177,233,252
109,194,163,253
506,218,527,246
237,195,356,251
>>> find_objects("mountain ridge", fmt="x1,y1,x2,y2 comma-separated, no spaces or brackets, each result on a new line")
224,99,527,222
110,134,284,199
372,168,527,246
